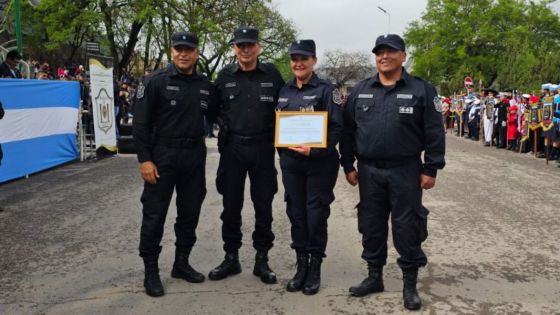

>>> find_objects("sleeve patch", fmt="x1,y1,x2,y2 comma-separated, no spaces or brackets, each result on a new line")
137,83,145,99
333,88,343,105
433,96,443,112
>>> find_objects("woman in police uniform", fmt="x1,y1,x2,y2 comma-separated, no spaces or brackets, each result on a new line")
276,39,344,295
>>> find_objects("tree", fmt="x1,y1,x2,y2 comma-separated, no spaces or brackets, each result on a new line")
405,0,560,94
3,0,296,80
316,50,374,89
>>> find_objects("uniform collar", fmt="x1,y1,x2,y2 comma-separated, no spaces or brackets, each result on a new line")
168,64,200,79
231,60,267,73
288,72,320,88
370,67,411,87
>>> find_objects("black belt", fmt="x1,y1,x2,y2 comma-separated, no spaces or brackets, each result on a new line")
155,136,203,148
359,156,419,169
228,133,272,144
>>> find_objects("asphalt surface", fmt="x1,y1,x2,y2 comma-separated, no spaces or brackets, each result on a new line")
0,135,559,315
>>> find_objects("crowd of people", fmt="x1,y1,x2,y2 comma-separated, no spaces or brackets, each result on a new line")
0,49,148,137
441,84,560,167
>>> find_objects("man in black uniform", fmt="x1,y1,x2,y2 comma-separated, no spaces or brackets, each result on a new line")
209,27,284,284
340,34,445,310
133,31,217,297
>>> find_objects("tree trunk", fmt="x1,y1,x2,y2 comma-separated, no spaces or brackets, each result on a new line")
118,20,144,74
99,0,119,75
143,18,153,71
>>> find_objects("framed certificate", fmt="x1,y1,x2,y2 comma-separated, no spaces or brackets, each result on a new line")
274,111,328,148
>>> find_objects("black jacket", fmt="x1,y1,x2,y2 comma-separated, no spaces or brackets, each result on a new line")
0,62,22,79
133,65,218,163
215,62,285,136
340,69,446,177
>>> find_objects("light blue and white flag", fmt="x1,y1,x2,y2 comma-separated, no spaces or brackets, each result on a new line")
0,79,80,183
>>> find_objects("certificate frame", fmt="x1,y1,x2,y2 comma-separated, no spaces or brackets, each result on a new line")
274,111,328,148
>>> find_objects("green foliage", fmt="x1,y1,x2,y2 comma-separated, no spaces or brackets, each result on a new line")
405,0,560,94
2,0,296,78
272,52,293,82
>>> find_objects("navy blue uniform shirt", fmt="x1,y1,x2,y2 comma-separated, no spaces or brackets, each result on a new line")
277,73,344,158
133,65,218,162
340,69,445,177
215,62,285,136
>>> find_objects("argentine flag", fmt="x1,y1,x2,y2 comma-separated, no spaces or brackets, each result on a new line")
0,79,80,183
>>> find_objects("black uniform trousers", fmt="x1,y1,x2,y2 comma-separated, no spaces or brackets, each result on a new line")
280,152,339,258
493,123,507,148
216,137,277,253
139,142,207,257
357,158,428,270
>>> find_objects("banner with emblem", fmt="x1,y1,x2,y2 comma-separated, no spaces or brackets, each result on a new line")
528,102,542,131
541,96,554,131
89,58,117,151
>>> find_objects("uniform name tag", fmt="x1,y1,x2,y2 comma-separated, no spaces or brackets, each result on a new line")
303,95,317,100
166,86,180,91
397,94,413,99
260,95,274,102
200,89,209,95
399,106,414,114
225,82,237,88
358,94,374,99
278,98,289,102
261,82,273,88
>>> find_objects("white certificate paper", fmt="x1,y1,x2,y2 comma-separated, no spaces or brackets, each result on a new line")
275,112,328,148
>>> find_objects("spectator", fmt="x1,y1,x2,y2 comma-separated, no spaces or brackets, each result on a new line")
0,50,23,78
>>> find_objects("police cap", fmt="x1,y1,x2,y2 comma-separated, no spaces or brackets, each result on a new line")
171,31,199,48
288,39,316,57
230,27,259,45
372,34,406,54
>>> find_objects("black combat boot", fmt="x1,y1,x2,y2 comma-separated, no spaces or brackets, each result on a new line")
302,255,322,295
253,251,277,284
171,248,205,283
143,256,164,297
349,264,384,297
403,268,422,310
286,252,309,292
208,252,242,281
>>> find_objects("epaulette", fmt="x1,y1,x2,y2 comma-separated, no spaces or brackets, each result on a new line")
222,63,238,73
142,69,166,86
258,62,280,73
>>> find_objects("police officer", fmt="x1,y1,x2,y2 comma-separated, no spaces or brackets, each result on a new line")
209,27,284,284
276,40,343,295
340,34,445,310
133,31,217,297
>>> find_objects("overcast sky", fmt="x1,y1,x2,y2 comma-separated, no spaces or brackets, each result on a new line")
272,0,560,66
272,0,428,64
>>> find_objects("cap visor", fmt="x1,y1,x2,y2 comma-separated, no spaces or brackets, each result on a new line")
172,42,198,48
372,43,403,54
289,50,315,56
232,39,258,44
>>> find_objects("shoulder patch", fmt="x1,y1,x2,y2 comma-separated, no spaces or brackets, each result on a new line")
137,83,145,99
332,88,343,105
433,96,443,112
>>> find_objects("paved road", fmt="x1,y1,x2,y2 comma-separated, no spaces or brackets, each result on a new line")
1,135,559,315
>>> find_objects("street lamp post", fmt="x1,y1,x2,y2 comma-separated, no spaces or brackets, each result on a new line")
377,6,391,34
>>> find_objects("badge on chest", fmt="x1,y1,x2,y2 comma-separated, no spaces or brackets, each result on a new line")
399,106,414,114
